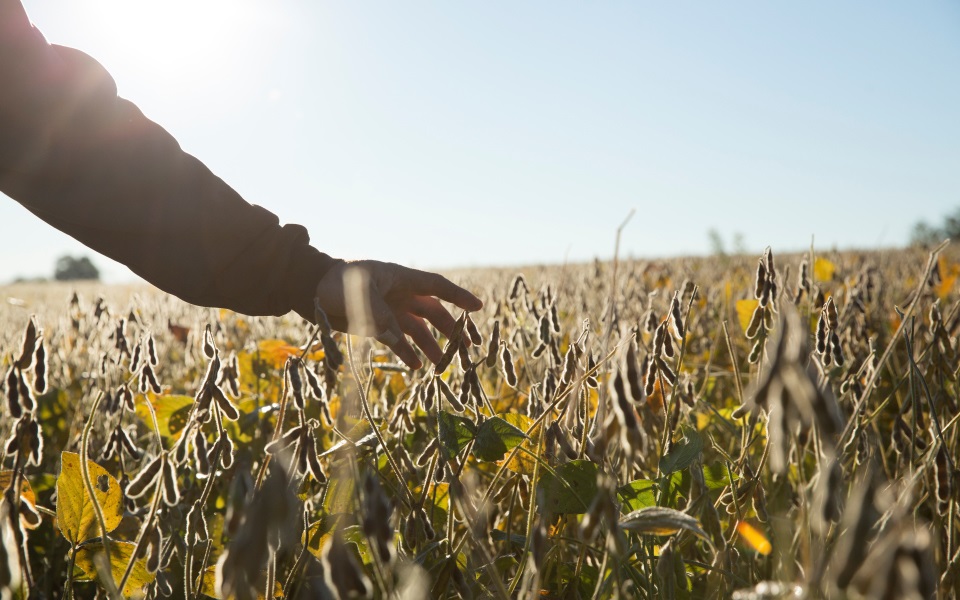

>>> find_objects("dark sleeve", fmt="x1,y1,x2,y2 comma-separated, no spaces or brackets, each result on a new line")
0,6,337,321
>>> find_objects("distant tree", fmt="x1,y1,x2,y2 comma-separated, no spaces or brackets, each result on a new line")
54,256,100,281
910,222,941,247
911,208,960,247
944,208,960,240
707,229,747,257
707,228,727,257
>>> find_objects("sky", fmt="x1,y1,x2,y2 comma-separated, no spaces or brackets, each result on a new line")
2,1,959,283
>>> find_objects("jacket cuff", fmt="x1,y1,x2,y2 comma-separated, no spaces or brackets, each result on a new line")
286,247,341,323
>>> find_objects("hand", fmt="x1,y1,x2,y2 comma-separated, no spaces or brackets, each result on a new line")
314,260,483,369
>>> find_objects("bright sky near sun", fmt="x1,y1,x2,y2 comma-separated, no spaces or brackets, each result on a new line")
2,1,959,283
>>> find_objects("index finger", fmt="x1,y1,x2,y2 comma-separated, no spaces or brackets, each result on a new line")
402,268,483,312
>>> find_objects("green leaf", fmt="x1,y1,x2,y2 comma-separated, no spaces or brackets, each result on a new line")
659,429,703,475
135,394,194,441
303,520,372,565
56,452,124,544
618,479,658,511
536,460,600,514
702,462,738,491
618,472,686,512
472,417,527,462
323,471,356,515
490,529,526,549
438,412,476,459
74,540,156,596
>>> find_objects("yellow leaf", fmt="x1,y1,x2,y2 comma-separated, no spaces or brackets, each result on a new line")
74,540,156,597
736,299,759,333
0,471,39,529
0,471,36,506
135,394,194,441
814,258,836,282
935,256,958,300
736,520,772,555
256,339,301,370
56,452,124,544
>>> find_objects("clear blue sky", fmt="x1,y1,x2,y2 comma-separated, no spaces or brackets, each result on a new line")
3,1,958,283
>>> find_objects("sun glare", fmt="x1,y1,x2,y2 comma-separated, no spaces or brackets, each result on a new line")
78,0,261,84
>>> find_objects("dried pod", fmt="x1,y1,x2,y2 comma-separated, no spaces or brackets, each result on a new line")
831,333,845,366
747,340,763,364
509,274,528,300
140,364,161,394
127,455,164,498
33,342,47,394
653,322,667,357
825,296,839,330
16,317,38,370
417,439,439,467
421,377,437,411
303,365,324,400
656,357,677,385
500,345,518,388
6,366,22,419
585,354,599,388
120,386,135,412
485,321,501,368
446,381,466,413
145,527,162,573
265,426,303,455
17,373,35,413
117,427,141,460
643,357,658,397
456,338,472,371
26,419,43,465
746,306,764,339
202,324,216,359
212,386,240,421
147,334,158,366
305,436,326,483
662,328,675,359
754,260,767,299
934,445,951,515
624,342,643,403
669,292,685,339
434,315,466,375
193,430,210,475
161,456,181,506
436,376,459,408
287,358,304,410
321,332,343,371
129,339,142,374
816,312,828,354
465,315,483,346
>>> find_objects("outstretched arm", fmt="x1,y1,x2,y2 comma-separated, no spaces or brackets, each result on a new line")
0,6,336,321
0,4,481,367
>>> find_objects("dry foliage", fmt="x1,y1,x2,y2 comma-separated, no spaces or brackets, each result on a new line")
1,245,958,599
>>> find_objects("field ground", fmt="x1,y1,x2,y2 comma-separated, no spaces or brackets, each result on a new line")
1,244,958,599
